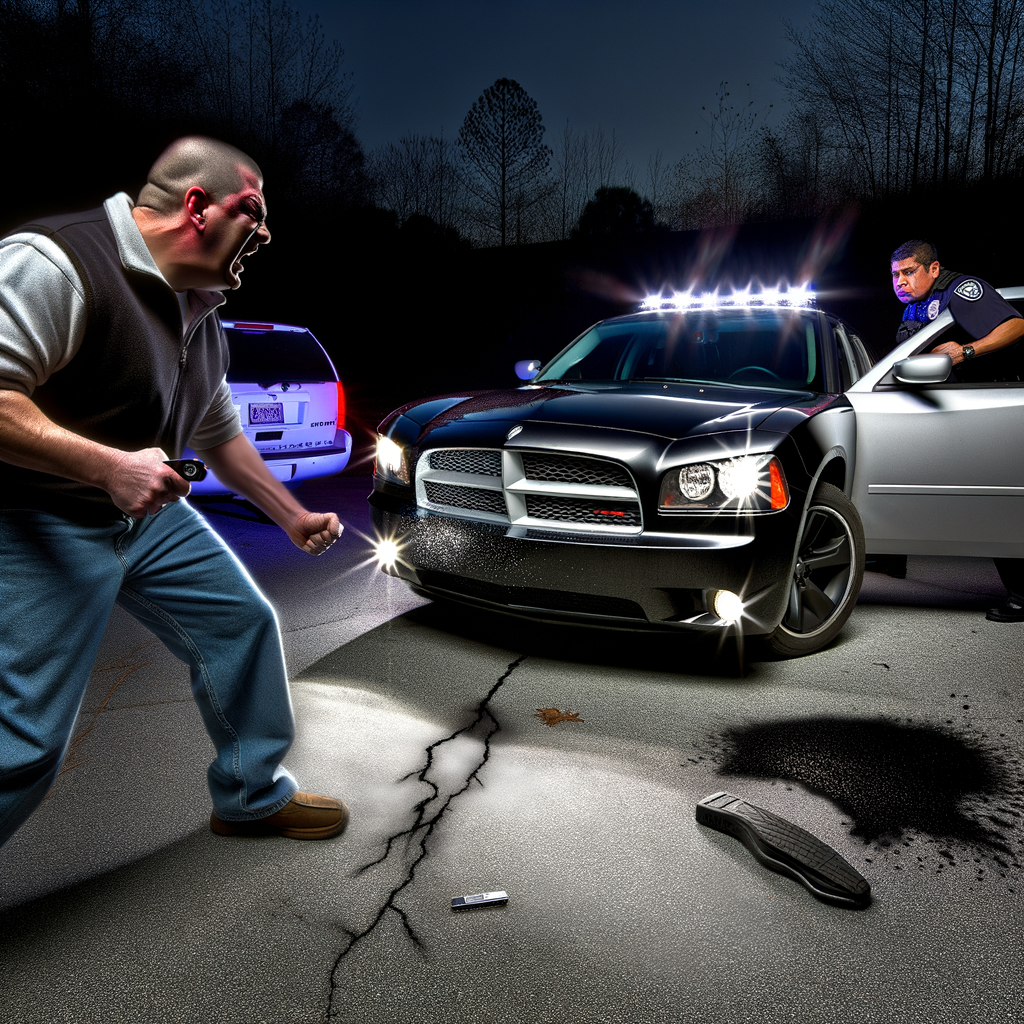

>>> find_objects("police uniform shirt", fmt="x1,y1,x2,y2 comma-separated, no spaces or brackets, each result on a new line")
899,270,1019,342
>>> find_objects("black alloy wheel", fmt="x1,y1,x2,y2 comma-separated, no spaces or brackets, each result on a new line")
766,482,865,657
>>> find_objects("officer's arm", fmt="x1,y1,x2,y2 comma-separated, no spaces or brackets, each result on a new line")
195,432,342,554
0,389,189,515
932,317,1024,366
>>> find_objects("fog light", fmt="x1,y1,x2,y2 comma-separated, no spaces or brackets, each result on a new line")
712,589,743,622
375,538,400,572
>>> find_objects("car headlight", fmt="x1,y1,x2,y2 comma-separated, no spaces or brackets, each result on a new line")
659,454,789,511
375,434,410,484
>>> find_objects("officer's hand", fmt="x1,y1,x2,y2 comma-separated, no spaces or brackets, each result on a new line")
931,341,965,366
289,511,343,555
107,447,191,517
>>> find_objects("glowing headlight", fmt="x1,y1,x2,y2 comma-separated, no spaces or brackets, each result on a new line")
375,434,409,484
659,454,789,512
713,589,743,622
717,457,761,500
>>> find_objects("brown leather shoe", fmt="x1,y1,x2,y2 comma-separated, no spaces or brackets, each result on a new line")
210,791,349,840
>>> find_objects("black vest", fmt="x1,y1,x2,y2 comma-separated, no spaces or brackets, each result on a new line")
0,206,228,521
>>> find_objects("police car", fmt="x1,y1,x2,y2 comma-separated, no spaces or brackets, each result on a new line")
185,321,351,494
370,286,871,656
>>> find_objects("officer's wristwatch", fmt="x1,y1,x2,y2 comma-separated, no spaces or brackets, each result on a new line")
962,344,976,361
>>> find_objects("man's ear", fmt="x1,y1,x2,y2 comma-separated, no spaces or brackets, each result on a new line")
185,187,211,231
928,260,941,277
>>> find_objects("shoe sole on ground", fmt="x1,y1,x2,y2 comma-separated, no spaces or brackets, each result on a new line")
986,608,1024,622
696,791,871,908
210,800,349,840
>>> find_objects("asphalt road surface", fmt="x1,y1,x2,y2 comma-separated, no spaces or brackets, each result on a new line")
2,473,1023,1024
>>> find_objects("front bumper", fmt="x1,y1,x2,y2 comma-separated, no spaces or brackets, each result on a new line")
370,492,798,634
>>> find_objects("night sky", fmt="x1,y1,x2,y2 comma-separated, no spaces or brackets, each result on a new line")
295,0,819,174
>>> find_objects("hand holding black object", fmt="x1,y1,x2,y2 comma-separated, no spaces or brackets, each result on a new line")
164,458,208,481
104,447,191,517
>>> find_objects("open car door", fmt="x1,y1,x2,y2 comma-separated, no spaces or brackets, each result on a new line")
847,288,1024,558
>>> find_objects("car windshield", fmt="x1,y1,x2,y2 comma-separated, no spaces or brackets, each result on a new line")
224,328,336,384
535,310,824,392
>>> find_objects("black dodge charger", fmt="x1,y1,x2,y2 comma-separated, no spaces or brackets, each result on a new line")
370,293,873,656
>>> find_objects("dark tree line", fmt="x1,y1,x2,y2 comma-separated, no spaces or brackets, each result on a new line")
0,0,367,230
683,0,1024,226
8,1,1020,248
780,0,1024,199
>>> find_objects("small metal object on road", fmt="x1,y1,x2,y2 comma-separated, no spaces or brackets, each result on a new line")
696,791,871,908
164,458,207,481
451,891,508,912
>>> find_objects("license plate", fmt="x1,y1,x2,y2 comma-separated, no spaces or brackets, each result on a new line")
249,402,284,425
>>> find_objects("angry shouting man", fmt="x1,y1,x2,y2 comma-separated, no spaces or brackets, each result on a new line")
0,137,348,847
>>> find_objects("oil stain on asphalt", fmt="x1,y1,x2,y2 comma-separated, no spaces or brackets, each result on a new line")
694,698,1024,890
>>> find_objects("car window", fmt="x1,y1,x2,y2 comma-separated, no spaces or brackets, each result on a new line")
224,328,336,384
536,311,824,392
915,304,1024,385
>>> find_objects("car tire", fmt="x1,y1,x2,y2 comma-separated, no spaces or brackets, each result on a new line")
766,482,865,657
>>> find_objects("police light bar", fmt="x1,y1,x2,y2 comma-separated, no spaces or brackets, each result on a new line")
639,283,816,311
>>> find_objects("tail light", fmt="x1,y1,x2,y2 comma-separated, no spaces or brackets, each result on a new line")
336,381,346,430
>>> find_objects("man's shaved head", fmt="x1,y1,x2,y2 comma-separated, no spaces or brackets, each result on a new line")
137,136,263,215
891,239,939,268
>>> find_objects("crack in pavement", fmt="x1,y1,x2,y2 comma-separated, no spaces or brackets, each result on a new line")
325,653,526,1021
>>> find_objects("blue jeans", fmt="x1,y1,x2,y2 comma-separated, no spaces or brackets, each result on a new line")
0,501,297,847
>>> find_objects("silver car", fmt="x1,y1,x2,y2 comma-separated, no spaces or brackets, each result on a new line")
847,287,1024,559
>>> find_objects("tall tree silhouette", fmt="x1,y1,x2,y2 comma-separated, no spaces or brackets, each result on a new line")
457,78,551,246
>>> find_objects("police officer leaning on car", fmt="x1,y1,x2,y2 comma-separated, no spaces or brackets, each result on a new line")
891,239,1024,622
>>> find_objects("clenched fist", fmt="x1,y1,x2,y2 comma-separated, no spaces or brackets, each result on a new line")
288,510,343,555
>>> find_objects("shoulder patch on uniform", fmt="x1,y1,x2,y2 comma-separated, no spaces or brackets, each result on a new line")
954,278,983,301
927,298,941,320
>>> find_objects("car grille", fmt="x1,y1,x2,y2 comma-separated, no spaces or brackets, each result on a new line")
525,495,642,527
521,453,632,488
429,449,502,476
424,481,508,516
415,448,642,534
418,571,647,620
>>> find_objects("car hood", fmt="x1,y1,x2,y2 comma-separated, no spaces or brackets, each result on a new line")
398,381,811,441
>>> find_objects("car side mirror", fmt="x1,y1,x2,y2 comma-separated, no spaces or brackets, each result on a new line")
515,359,542,381
893,353,952,385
